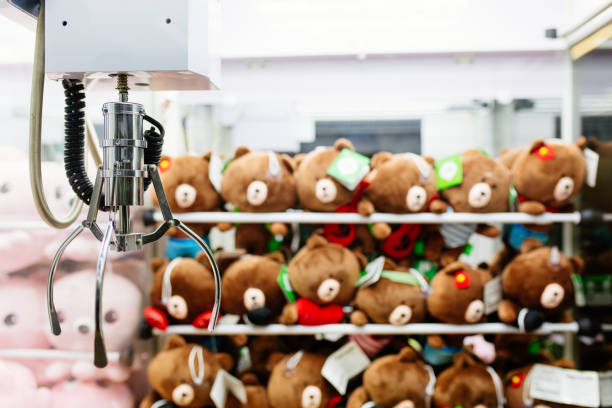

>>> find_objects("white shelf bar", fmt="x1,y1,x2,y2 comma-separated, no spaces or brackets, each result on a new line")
152,211,602,225
0,349,121,361
154,322,612,336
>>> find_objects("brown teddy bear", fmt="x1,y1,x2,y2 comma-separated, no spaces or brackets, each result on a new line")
144,254,216,331
219,146,297,254
425,261,492,366
358,151,442,260
500,138,586,215
221,251,286,326
279,233,365,325
153,154,221,259
294,138,376,254
267,351,339,408
350,258,427,326
498,239,582,332
140,335,265,408
504,359,576,408
346,347,436,408
430,150,511,265
433,352,505,408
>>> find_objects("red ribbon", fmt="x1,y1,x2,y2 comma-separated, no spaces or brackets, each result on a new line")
323,179,371,247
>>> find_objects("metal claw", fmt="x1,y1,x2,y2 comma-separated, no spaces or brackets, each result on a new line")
94,220,114,368
47,223,85,335
176,221,221,331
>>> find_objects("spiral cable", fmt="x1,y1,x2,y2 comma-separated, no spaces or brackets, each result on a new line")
143,114,165,191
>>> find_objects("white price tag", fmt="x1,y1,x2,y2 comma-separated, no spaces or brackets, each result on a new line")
356,257,385,288
529,364,600,407
218,314,241,325
321,341,371,395
584,148,599,188
599,371,612,407
210,369,247,408
484,275,503,315
208,152,224,193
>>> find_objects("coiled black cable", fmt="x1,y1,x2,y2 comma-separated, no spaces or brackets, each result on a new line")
62,80,165,208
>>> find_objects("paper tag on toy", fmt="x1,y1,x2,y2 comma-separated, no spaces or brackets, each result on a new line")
321,341,371,395
218,314,241,326
412,259,437,282
277,265,296,302
356,256,385,288
484,275,503,314
529,364,600,407
572,274,586,307
236,346,252,373
584,148,599,188
327,148,371,191
584,274,612,306
599,371,612,407
208,152,224,193
210,369,247,408
435,154,463,190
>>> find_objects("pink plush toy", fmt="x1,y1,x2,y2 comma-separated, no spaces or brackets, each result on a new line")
45,270,142,383
0,360,51,408
0,159,75,273
51,379,134,408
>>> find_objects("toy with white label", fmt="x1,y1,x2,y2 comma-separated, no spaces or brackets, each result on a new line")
219,147,297,254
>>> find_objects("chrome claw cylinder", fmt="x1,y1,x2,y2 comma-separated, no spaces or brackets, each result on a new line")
101,102,147,208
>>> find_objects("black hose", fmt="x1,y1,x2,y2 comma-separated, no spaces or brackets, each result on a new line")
62,80,165,208
62,79,105,208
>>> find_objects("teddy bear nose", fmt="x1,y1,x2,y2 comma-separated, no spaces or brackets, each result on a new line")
78,324,90,334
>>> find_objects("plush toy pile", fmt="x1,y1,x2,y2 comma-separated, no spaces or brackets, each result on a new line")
136,138,610,408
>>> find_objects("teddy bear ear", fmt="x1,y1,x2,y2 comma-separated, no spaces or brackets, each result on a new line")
576,136,587,150
234,146,251,159
202,151,212,161
551,358,576,369
441,261,466,276
306,233,329,250
520,238,543,253
214,249,247,272
422,155,435,167
293,153,306,169
352,250,368,270
383,257,399,271
569,256,584,275
370,152,392,169
240,373,260,386
195,252,214,270
334,138,354,151
279,154,296,174
149,258,166,274
528,139,547,154
163,335,187,350
398,347,418,363
264,251,286,264
586,137,601,151
266,352,286,371
215,352,235,372
453,351,476,368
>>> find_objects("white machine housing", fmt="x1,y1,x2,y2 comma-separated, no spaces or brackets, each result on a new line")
0,0,221,91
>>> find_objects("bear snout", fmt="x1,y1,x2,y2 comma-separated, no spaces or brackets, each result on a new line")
243,287,266,311
317,278,341,303
464,299,485,323
468,182,492,209
395,401,416,408
73,317,94,335
315,178,337,203
301,385,322,408
246,181,268,206
553,176,574,202
172,383,195,406
167,295,189,319
406,185,427,212
388,305,413,325
175,184,197,209
540,282,565,309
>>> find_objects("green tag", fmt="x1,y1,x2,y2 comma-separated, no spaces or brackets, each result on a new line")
277,265,296,302
462,243,473,255
527,340,541,355
583,274,612,306
265,223,283,253
407,338,422,353
327,148,371,191
509,185,518,210
413,240,424,256
413,259,437,282
380,271,420,286
571,274,586,307
435,154,463,190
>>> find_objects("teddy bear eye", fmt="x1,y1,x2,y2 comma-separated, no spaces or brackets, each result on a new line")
491,184,497,189
3,313,17,326
104,310,118,323
56,311,66,323
0,183,10,194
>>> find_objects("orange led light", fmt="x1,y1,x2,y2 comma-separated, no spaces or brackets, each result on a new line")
510,372,525,388
159,158,171,172
533,144,554,161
